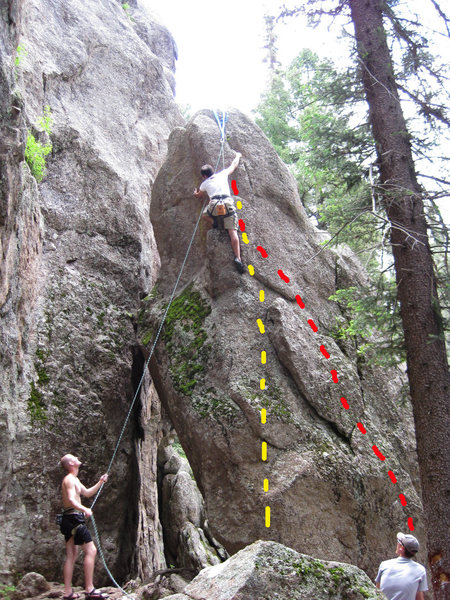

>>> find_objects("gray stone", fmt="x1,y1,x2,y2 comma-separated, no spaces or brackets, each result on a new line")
0,0,182,584
1,0,426,588
144,108,424,577
160,448,225,571
179,540,384,600
13,572,50,599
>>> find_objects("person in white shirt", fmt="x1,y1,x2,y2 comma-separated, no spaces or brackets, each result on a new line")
375,532,428,600
194,152,244,274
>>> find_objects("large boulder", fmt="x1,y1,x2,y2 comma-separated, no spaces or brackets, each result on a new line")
144,108,424,577
0,0,182,584
164,540,384,600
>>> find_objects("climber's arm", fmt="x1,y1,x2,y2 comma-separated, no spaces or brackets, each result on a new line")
226,152,242,175
194,187,207,199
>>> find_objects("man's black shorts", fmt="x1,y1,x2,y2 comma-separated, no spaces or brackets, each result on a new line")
60,512,92,545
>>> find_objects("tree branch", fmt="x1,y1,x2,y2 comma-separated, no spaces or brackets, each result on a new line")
429,0,450,37
397,83,450,127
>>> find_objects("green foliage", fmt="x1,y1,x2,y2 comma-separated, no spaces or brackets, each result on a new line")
293,558,326,578
15,44,28,67
122,3,133,20
141,328,154,346
25,105,53,182
0,584,16,600
178,103,192,121
329,281,406,366
359,587,373,599
27,346,51,424
37,104,53,134
173,437,187,459
255,49,379,261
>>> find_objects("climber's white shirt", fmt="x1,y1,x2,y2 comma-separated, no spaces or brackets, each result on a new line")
200,169,231,198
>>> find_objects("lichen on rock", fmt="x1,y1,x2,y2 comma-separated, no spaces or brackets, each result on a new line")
167,540,384,600
148,108,424,578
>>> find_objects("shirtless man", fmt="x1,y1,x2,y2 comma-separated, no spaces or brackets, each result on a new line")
60,453,109,600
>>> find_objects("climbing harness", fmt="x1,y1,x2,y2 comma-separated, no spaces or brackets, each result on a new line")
86,108,230,595
208,110,237,230
208,194,236,230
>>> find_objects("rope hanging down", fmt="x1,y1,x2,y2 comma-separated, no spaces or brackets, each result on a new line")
213,109,227,171
88,110,228,594
89,199,211,594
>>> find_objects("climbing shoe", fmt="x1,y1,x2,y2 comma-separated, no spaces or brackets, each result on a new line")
234,257,245,274
85,590,108,599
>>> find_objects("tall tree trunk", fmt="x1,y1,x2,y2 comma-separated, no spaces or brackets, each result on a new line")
348,1,450,598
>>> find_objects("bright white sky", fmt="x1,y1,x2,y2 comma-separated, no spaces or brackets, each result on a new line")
141,0,449,222
142,0,352,114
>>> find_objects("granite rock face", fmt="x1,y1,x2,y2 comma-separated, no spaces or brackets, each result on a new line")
164,540,384,600
0,0,182,584
1,0,426,589
159,442,227,572
145,108,424,577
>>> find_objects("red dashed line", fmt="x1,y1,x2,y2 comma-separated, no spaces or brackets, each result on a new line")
241,195,414,532
388,470,397,484
372,445,386,461
320,345,330,359
295,295,305,309
340,397,350,410
231,179,239,195
257,246,268,258
307,319,318,332
277,269,290,283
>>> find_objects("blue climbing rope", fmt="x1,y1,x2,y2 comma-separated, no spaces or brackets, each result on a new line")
213,109,227,171
89,196,210,594
88,109,228,593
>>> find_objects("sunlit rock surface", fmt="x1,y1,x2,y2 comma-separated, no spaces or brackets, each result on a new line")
145,108,424,577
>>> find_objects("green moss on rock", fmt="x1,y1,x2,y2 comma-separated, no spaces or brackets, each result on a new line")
191,388,240,420
27,381,47,424
163,284,211,397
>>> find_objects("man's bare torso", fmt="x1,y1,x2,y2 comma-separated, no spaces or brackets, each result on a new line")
62,473,82,509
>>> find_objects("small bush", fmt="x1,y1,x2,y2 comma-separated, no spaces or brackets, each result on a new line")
25,105,53,182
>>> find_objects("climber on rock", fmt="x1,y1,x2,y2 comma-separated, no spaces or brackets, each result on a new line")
59,454,109,600
194,151,245,274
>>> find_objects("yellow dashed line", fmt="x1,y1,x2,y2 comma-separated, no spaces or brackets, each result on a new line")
261,351,266,364
261,408,266,424
237,200,242,209
262,442,267,461
260,378,266,390
259,290,265,302
248,264,255,276
263,478,269,492
257,319,265,334
242,232,249,244
265,506,271,528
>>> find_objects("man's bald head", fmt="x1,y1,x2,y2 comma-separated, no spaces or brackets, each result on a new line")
60,454,80,472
